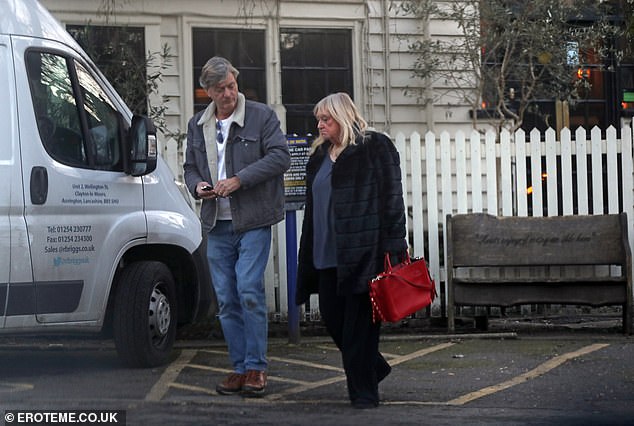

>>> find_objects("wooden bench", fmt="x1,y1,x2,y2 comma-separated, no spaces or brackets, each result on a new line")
446,213,632,334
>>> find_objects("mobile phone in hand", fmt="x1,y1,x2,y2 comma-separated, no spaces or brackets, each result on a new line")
201,185,213,191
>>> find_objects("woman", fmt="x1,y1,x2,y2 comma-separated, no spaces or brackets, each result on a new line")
296,92,408,408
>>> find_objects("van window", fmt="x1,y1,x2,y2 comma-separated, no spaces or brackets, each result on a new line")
75,61,121,168
26,51,123,171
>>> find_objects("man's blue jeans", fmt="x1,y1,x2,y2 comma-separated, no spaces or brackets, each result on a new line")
206,220,270,373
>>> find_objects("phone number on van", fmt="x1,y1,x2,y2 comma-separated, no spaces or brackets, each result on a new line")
47,225,92,234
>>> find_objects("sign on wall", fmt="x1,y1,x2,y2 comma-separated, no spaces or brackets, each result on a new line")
284,136,312,210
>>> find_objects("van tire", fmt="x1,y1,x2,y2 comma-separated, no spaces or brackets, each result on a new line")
113,261,177,368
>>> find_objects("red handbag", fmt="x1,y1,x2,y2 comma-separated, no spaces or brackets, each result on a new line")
369,253,437,323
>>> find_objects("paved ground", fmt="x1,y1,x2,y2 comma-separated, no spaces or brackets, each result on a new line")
2,313,633,425
159,313,633,424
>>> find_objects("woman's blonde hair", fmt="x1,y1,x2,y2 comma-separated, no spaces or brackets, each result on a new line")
311,92,367,154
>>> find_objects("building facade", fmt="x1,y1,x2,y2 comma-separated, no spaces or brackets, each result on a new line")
40,0,482,175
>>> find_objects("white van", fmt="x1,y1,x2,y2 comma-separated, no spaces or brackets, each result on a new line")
0,0,213,367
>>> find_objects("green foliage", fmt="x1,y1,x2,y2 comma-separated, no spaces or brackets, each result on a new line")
68,0,184,143
68,25,147,114
392,0,629,132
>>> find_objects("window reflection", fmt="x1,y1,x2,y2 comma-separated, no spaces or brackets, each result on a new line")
27,52,86,165
26,51,122,170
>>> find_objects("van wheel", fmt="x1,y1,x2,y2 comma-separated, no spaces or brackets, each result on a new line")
113,261,177,368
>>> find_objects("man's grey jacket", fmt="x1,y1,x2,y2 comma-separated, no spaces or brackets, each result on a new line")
184,93,291,233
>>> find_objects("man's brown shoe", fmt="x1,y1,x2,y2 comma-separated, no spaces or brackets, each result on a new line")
216,372,245,395
242,370,267,397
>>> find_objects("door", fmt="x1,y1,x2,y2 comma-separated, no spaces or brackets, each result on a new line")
9,36,146,327
0,35,28,329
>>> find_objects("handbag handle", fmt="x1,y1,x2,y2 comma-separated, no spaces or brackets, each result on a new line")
383,251,411,271
378,272,436,291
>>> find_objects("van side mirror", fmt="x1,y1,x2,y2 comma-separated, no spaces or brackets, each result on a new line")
125,115,157,177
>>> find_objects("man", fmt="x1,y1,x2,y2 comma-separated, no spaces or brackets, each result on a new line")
184,56,290,397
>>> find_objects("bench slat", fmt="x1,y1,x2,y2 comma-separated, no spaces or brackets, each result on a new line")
453,282,627,307
449,214,626,266
453,276,626,284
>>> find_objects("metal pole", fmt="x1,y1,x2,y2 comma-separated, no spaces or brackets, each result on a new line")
285,210,300,343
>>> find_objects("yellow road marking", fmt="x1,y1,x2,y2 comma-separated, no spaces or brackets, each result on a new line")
199,349,228,356
388,342,455,367
186,363,309,386
264,342,455,401
184,363,231,374
313,343,399,359
145,349,197,402
267,355,345,373
380,352,400,359
202,347,345,372
315,344,338,352
446,343,610,405
0,382,34,393
169,382,216,396
265,374,347,401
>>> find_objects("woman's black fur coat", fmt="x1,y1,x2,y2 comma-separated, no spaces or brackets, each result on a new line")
295,130,408,305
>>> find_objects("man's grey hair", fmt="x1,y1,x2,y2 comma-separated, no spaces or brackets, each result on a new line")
199,56,239,89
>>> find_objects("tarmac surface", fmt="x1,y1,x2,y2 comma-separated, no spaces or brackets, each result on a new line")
2,312,633,425
161,312,634,424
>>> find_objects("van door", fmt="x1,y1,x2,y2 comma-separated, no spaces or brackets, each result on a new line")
10,37,147,326
0,35,28,329
0,38,8,328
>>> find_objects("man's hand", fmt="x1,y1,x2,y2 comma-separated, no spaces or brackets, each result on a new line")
214,176,241,198
196,182,217,199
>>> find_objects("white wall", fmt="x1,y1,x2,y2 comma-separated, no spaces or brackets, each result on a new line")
41,0,483,167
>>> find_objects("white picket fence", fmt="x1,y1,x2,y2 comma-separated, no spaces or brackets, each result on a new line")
264,125,634,320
